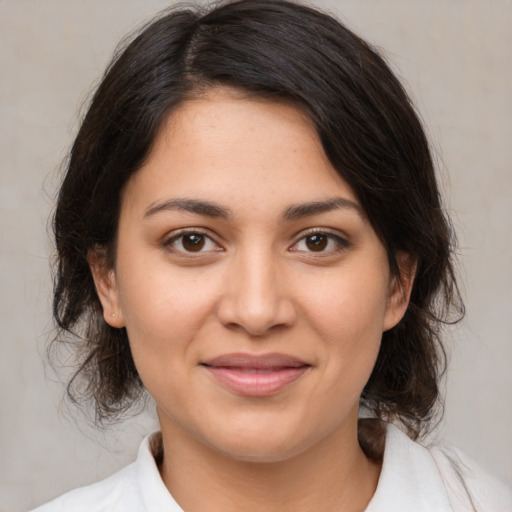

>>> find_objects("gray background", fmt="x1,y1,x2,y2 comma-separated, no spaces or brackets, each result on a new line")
1,1,511,511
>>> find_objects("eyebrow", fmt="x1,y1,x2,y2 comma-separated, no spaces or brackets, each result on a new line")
144,198,231,219
143,196,363,222
280,197,364,222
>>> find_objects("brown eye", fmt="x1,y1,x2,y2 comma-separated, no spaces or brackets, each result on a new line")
166,231,221,256
181,234,206,252
305,234,328,251
290,231,348,255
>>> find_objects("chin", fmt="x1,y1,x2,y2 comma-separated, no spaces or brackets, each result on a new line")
201,421,318,464
215,439,307,464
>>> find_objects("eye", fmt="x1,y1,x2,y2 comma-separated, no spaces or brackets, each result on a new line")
165,231,221,254
290,231,348,254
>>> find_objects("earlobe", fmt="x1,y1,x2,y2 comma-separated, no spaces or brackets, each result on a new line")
87,249,125,328
383,252,417,332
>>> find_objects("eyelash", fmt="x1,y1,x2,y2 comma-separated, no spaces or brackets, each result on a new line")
163,229,222,256
162,228,350,257
290,229,350,255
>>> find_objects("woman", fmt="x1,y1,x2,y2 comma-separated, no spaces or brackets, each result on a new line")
32,0,511,510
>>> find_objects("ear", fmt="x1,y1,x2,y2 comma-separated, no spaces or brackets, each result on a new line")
87,248,125,328
383,251,417,332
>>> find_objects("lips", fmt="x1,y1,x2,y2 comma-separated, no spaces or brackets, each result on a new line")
201,353,311,396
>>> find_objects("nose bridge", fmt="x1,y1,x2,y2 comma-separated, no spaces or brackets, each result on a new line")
218,242,295,335
239,245,277,310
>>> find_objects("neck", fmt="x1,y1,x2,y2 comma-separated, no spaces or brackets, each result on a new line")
158,417,382,512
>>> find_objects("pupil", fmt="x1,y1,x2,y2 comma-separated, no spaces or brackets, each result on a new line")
306,234,327,251
182,234,205,252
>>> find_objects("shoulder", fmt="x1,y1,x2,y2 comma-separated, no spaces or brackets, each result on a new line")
30,462,142,512
429,442,512,511
366,422,512,512
30,431,181,512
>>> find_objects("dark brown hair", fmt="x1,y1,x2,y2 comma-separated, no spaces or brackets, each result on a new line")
52,0,463,437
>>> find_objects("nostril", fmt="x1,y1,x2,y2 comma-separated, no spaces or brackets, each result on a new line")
216,293,297,336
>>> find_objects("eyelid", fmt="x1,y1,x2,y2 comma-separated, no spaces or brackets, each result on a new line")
289,228,350,253
161,226,349,255
162,228,224,254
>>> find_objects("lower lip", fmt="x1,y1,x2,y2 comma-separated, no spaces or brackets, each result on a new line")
203,366,310,396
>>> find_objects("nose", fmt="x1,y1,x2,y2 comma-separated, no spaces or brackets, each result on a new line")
216,248,297,336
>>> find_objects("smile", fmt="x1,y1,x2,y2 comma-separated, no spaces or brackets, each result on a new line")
201,353,311,396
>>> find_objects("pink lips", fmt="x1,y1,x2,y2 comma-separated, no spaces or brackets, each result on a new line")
201,353,310,396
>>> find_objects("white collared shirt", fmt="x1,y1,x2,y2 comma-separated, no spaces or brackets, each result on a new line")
32,424,512,511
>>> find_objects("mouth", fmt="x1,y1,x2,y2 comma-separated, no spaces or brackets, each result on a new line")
200,353,311,396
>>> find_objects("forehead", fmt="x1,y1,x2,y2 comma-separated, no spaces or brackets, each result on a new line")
122,88,361,218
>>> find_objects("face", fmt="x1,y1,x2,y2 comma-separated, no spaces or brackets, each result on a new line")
92,88,413,463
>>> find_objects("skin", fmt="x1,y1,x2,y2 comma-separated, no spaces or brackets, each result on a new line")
91,88,415,512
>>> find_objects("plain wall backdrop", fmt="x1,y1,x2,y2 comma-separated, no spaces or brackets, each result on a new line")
1,1,511,511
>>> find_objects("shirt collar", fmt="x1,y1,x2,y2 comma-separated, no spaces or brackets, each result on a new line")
136,432,184,511
365,424,453,512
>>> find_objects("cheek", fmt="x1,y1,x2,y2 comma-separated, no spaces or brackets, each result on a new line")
115,262,222,365
297,264,390,345
116,269,223,408
296,263,390,395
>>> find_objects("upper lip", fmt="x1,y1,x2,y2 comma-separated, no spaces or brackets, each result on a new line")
201,353,310,369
